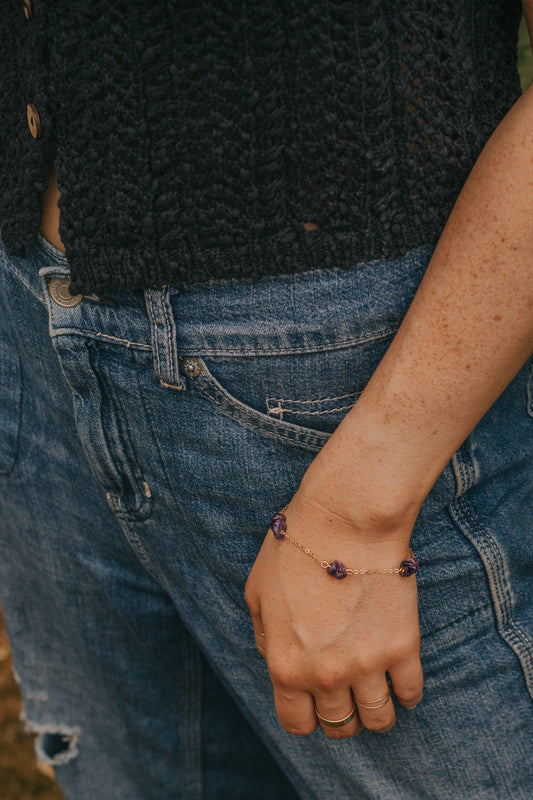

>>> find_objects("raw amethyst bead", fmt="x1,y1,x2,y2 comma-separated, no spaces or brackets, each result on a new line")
327,560,348,579
270,512,287,540
400,556,419,577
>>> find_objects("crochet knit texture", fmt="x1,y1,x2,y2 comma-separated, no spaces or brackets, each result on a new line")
0,0,523,294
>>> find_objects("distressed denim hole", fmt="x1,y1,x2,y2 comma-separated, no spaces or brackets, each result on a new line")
41,732,73,759
29,724,81,766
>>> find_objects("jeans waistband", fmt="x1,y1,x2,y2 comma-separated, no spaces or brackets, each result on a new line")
1,233,433,359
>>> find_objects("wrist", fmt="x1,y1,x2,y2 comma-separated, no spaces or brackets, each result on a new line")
298,411,429,541
278,492,417,586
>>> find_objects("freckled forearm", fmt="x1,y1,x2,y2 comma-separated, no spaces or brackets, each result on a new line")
308,84,533,520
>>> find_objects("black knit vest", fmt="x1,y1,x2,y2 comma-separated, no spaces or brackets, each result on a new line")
0,0,523,293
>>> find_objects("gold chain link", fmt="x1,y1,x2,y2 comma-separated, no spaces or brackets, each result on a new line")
283,530,406,574
276,502,416,576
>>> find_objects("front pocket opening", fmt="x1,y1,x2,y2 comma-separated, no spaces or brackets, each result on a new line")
266,391,360,420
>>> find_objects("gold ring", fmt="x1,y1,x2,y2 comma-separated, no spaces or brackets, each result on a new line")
354,689,391,710
254,630,265,637
315,701,357,728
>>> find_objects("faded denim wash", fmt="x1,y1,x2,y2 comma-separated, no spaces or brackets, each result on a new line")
0,234,532,799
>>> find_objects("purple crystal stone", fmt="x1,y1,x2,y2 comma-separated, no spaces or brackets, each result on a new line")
327,560,348,579
270,512,287,540
400,556,419,577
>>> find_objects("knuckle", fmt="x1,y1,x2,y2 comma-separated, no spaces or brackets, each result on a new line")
314,666,343,692
352,659,378,680
269,661,301,690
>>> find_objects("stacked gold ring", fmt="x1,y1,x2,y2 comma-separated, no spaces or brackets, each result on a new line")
314,701,357,728
354,689,391,710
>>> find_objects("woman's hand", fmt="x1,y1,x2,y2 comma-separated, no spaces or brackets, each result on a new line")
245,486,424,738
247,68,533,738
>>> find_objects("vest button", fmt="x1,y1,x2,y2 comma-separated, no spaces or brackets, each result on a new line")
23,0,33,20
26,103,42,139
48,278,83,308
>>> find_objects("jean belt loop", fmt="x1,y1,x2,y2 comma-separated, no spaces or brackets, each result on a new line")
144,286,185,390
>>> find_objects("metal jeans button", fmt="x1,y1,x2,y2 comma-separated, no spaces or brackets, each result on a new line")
48,278,83,307
182,357,202,378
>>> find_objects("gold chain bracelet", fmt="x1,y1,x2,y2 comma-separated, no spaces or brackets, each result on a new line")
270,510,419,579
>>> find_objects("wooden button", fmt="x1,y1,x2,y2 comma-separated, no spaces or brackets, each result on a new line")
26,103,42,139
23,0,32,20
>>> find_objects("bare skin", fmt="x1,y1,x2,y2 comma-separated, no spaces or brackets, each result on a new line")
40,8,533,741
246,8,533,739
39,164,65,253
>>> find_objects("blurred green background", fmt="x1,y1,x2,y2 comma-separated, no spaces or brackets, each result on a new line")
0,16,532,800
519,14,533,89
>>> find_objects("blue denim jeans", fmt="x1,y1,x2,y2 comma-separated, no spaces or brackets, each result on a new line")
0,234,532,800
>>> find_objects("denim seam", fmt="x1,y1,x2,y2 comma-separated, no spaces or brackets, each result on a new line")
449,498,533,700
4,256,47,305
451,452,467,497
161,289,175,385
269,403,356,417
420,600,493,640
106,492,163,583
146,289,184,388
96,358,170,588
52,340,126,493
92,348,154,521
37,233,69,263
134,358,192,529
177,327,395,358
194,381,327,451
51,327,151,351
267,390,360,406
451,449,475,497
147,291,163,379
